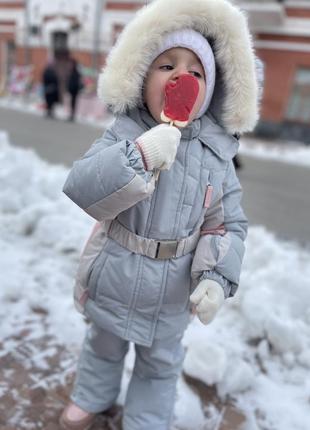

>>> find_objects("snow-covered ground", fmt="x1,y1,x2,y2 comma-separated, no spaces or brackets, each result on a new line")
240,137,310,168
1,129,310,430
0,94,114,129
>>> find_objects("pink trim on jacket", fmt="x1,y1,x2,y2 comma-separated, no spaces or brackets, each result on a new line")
81,222,101,254
204,185,213,208
200,223,226,236
78,289,89,306
135,140,149,171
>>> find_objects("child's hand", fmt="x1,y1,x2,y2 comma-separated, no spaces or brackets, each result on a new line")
189,279,224,325
135,124,181,171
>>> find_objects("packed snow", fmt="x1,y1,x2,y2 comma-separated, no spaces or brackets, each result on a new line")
240,136,310,168
1,129,310,429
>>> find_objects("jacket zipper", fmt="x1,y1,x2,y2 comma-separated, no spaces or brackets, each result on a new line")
146,139,190,237
145,172,160,236
172,140,190,238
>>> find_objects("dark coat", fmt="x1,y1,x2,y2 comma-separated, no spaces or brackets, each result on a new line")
42,65,59,105
67,64,83,96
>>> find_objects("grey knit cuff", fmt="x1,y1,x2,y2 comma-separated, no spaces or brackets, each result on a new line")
200,270,237,299
135,135,161,171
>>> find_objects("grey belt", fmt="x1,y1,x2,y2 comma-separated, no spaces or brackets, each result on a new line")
107,219,200,260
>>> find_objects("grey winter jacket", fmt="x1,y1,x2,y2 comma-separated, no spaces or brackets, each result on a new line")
63,106,247,347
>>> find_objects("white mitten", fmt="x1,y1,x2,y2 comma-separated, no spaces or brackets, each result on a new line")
189,279,225,325
136,124,181,171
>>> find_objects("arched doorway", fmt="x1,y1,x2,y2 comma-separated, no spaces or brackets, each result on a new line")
52,30,69,60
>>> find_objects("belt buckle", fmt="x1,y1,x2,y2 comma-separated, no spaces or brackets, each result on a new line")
155,240,178,259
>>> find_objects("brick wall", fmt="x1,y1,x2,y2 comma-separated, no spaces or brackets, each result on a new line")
257,49,310,123
106,1,142,11
257,34,310,44
286,8,310,18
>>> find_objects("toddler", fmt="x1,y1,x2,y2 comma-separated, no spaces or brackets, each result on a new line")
60,0,259,429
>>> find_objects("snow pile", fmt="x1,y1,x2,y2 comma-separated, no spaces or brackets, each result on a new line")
0,130,92,349
183,227,310,429
1,131,310,429
240,137,310,167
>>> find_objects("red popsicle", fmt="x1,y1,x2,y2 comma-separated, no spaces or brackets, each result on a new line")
160,74,200,127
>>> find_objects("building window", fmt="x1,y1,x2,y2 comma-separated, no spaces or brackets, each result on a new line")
286,68,310,123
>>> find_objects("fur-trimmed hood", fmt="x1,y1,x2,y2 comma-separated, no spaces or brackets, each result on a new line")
98,0,259,134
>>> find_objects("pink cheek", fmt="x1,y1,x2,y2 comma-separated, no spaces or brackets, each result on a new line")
197,84,207,107
152,87,165,112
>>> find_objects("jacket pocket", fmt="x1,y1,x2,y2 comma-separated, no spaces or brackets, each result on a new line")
186,169,211,230
204,184,213,209
74,221,110,313
162,252,194,315
87,240,110,301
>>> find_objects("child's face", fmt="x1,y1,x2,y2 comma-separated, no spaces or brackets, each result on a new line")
143,47,206,125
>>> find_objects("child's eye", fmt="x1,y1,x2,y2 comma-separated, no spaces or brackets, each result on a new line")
190,71,203,78
159,65,174,71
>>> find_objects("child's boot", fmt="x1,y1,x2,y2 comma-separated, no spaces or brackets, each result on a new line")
59,402,96,430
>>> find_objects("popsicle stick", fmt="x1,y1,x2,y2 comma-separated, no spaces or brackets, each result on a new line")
155,121,174,182
154,168,160,181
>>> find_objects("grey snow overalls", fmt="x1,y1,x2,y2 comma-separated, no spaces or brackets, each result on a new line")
63,106,247,429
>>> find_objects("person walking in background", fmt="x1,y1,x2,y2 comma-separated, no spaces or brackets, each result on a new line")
67,58,84,122
42,60,59,118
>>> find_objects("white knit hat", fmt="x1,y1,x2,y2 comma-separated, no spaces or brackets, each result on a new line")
149,28,216,118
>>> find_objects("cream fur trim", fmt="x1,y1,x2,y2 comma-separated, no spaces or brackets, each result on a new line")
98,0,259,134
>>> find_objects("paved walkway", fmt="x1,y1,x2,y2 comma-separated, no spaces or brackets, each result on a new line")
238,156,310,246
1,106,309,246
0,105,102,166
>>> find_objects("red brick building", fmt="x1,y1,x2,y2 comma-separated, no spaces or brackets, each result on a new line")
241,0,310,142
0,0,144,88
